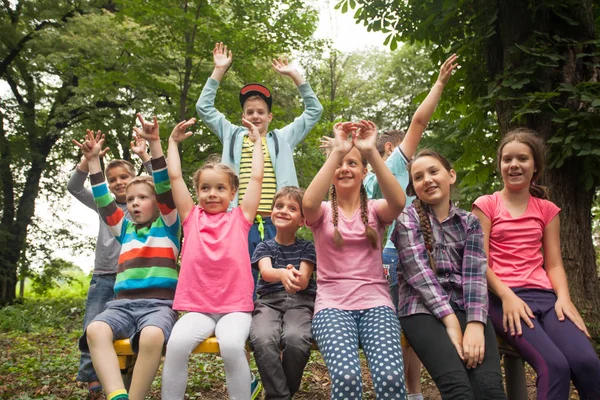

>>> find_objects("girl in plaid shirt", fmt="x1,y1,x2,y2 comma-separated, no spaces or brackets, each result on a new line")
392,149,506,399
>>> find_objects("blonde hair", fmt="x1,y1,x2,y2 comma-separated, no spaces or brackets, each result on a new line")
193,162,239,193
126,175,155,194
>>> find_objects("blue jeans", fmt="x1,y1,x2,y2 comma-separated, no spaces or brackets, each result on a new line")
248,216,276,300
76,273,116,383
382,247,399,312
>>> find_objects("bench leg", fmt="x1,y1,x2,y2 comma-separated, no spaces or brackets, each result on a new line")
119,355,136,391
503,354,528,400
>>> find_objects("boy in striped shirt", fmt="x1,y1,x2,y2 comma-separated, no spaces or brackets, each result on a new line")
75,115,181,400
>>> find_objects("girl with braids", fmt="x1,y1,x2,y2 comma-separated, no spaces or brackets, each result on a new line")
303,120,407,399
473,129,600,399
391,149,506,400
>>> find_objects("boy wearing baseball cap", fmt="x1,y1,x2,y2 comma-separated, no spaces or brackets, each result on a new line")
196,41,322,269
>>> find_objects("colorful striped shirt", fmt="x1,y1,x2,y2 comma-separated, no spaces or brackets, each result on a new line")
391,202,488,324
90,156,181,300
238,136,276,213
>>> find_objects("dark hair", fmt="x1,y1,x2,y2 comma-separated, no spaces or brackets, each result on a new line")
376,130,406,157
272,186,305,216
497,128,549,199
405,149,454,271
193,162,239,193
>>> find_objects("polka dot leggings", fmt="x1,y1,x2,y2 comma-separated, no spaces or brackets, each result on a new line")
312,306,407,399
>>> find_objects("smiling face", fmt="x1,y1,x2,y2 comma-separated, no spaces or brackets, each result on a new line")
242,97,272,136
500,140,536,191
333,147,368,193
126,183,159,226
271,194,304,232
197,169,237,214
107,166,134,203
410,155,456,206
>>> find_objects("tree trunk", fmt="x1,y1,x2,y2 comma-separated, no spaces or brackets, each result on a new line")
490,0,600,337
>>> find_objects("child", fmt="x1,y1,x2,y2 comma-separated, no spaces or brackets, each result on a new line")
392,149,506,399
303,120,407,399
75,115,181,400
196,42,323,282
68,134,151,396
160,116,264,399
250,186,317,400
320,54,458,400
472,128,600,399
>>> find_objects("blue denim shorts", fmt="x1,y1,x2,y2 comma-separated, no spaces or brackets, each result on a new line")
79,298,177,353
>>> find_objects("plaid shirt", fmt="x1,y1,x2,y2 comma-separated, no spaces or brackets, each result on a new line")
391,202,488,324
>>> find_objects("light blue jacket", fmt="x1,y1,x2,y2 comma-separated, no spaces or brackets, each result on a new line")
363,146,415,249
196,78,323,207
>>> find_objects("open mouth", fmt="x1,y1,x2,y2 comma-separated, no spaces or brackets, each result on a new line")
425,186,438,193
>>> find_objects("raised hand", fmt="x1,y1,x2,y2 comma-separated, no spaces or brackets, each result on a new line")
130,132,148,157
213,42,233,70
134,113,160,142
170,118,196,144
242,118,260,143
272,57,297,77
72,129,105,161
436,54,459,86
352,120,378,153
319,135,335,155
331,122,355,156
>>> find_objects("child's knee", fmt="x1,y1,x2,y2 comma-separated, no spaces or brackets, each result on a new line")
250,324,280,347
138,326,165,351
282,328,311,349
86,321,113,345
218,337,246,357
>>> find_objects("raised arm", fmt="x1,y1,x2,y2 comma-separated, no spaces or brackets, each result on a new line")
303,122,354,223
167,118,197,221
73,130,126,239
134,114,179,229
239,119,264,223
67,137,109,210
210,42,233,82
400,54,458,159
354,120,405,223
272,58,323,149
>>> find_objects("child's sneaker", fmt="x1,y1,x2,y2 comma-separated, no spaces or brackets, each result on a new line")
251,373,263,399
87,385,105,400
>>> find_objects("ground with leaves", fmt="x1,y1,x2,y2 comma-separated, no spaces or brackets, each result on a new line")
0,298,582,399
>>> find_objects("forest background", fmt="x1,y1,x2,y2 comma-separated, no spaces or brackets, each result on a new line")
1,0,599,398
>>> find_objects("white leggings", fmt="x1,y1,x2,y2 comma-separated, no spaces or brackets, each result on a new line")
161,311,252,399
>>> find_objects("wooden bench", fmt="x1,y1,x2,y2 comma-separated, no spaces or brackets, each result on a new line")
114,336,527,397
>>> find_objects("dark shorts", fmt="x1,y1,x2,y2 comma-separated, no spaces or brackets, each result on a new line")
79,298,178,353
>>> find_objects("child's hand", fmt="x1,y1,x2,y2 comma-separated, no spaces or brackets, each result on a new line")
170,118,196,143
331,122,355,155
213,42,233,70
130,133,148,157
73,129,105,160
272,57,298,77
134,113,160,142
281,264,302,294
441,313,464,361
501,291,535,336
352,120,378,154
436,54,459,86
319,135,335,155
462,322,485,369
555,296,590,338
242,118,260,143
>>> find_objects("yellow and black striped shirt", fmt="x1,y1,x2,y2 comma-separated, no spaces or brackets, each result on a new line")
238,136,276,213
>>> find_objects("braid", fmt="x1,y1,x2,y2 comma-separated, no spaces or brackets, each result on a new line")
330,184,344,248
414,199,436,271
360,184,379,249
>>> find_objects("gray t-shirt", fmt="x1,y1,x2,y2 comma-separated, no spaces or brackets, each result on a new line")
67,161,152,275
